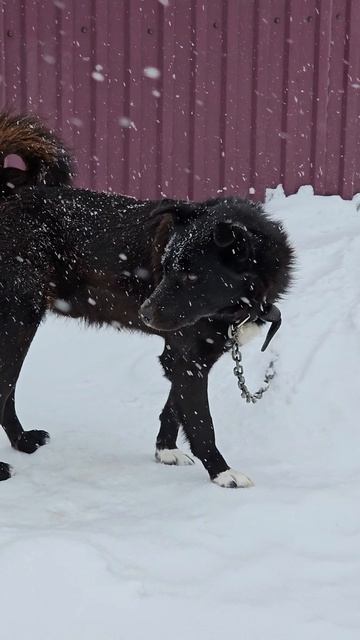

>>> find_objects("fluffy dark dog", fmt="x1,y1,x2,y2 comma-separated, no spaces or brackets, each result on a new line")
0,113,294,487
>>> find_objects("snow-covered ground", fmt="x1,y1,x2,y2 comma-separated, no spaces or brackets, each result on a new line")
1,186,360,640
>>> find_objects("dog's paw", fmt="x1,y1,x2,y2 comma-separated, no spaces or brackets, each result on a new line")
0,461,14,481
13,430,50,454
212,468,254,488
155,448,195,466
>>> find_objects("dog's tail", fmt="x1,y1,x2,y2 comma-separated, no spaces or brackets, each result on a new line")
0,112,73,195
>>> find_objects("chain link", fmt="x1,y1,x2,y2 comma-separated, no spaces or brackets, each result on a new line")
229,323,277,403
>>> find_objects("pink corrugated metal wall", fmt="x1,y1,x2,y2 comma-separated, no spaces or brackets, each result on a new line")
1,0,359,200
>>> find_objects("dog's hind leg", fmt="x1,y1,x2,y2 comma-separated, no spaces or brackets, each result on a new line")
3,387,49,454
0,298,48,480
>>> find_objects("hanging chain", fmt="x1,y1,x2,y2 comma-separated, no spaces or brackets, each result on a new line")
229,323,277,403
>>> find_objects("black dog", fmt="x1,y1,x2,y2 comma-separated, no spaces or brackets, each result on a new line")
0,113,294,487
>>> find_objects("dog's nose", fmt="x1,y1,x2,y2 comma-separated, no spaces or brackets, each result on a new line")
139,300,154,326
140,311,151,325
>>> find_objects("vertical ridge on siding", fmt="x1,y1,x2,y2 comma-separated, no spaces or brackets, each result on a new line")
58,3,75,161
91,0,108,191
0,4,5,107
158,0,175,198
340,0,360,198
73,0,93,188
311,0,332,194
24,0,39,114
192,0,207,200
249,0,260,196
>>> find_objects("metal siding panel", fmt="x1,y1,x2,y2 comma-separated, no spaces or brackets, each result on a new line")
159,1,176,197
3,0,23,111
92,0,109,191
249,0,260,196
222,0,241,195
37,0,58,126
252,0,288,198
73,0,93,189
107,0,128,194
139,0,161,198
312,0,332,194
0,3,5,106
171,0,194,199
223,0,255,197
324,0,349,193
22,0,39,112
192,0,207,199
340,0,360,198
57,2,75,159
203,0,223,197
126,0,164,199
283,0,318,195
1,0,360,200
127,0,143,198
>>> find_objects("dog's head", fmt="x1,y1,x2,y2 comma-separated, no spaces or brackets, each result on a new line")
140,197,294,333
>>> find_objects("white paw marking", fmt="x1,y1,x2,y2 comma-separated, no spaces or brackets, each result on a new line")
235,322,261,345
213,468,254,488
155,448,195,466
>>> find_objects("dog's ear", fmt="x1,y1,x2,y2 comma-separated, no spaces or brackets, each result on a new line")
214,221,251,249
150,199,199,224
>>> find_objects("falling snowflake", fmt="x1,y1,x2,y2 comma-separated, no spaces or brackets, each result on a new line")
119,116,132,128
54,299,71,313
42,54,56,65
91,71,105,82
70,117,83,128
143,67,161,79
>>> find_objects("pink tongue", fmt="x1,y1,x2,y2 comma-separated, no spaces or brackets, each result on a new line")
4,154,27,170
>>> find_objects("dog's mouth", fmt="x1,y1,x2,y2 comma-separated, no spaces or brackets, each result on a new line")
139,307,195,332
215,303,250,322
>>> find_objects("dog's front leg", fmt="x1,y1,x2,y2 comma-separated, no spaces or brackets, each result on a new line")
166,353,253,488
155,343,195,466
172,367,228,480
155,389,194,466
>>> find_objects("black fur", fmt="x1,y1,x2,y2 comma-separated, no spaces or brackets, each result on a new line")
0,114,294,486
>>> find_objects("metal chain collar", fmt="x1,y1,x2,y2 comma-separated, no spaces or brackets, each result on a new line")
229,322,277,403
